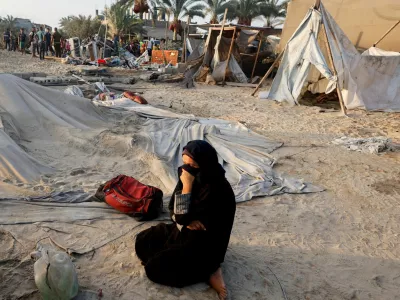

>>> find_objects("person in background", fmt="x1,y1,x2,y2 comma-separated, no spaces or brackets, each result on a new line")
44,28,53,56
51,27,62,58
10,32,16,51
160,38,166,50
134,39,140,57
147,37,154,57
140,41,145,54
29,27,38,58
19,28,27,55
37,26,45,60
113,33,120,56
60,38,66,56
65,39,71,55
3,28,11,51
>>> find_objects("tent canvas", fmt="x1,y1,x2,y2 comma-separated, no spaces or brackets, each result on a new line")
264,1,400,112
278,0,400,53
184,25,269,86
194,27,248,84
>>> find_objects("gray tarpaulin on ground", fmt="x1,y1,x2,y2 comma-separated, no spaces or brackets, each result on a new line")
0,74,322,253
93,98,323,200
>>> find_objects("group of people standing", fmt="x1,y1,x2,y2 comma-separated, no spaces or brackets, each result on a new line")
3,27,68,59
124,37,166,58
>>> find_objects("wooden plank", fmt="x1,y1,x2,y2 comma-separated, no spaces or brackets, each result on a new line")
222,82,258,87
251,50,284,96
251,32,263,80
210,27,236,31
223,27,236,84
218,9,228,39
320,23,347,115
374,20,400,47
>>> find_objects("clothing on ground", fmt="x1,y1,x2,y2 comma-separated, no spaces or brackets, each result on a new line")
135,140,236,288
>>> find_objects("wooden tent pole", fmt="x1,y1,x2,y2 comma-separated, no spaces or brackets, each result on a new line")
314,0,321,9
373,20,400,47
219,9,228,39
321,22,347,115
223,27,236,84
251,31,263,81
250,50,284,96
183,16,190,63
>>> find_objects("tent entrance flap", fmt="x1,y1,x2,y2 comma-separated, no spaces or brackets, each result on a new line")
266,7,336,105
264,2,400,112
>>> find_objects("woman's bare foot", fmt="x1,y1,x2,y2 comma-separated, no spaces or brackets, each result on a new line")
209,267,227,299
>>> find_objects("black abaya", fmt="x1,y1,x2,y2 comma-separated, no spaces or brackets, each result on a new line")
135,140,236,287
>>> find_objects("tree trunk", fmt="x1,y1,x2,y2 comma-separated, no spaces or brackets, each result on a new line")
238,17,252,26
139,12,144,20
173,28,177,41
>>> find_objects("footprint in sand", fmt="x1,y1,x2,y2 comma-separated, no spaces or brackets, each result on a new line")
70,169,86,176
372,275,385,289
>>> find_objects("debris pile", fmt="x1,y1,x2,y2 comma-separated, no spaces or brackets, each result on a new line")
332,136,397,154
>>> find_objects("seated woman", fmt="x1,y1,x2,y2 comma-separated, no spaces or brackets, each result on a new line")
135,140,236,299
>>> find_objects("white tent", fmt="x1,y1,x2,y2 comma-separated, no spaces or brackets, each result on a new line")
263,1,400,112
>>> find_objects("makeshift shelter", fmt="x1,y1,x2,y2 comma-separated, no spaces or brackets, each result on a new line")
183,22,281,87
278,0,400,53
259,1,400,112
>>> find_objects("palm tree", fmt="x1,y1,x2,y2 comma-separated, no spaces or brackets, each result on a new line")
223,0,283,26
205,0,230,24
3,15,16,31
149,0,163,27
222,0,262,25
104,3,144,37
158,0,206,40
264,0,288,27
59,15,101,40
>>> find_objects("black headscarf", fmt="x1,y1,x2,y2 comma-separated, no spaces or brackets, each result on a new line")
181,140,225,183
169,140,226,215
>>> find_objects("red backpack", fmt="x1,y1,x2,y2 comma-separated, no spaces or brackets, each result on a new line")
103,175,163,220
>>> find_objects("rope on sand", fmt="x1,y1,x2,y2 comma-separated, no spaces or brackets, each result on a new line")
266,265,288,300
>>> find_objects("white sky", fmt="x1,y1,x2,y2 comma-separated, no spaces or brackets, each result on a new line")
0,0,268,29
0,0,110,29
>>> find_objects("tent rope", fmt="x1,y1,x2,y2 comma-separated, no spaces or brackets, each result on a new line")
266,264,288,300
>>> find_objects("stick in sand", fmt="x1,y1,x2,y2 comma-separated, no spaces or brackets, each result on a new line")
251,50,284,96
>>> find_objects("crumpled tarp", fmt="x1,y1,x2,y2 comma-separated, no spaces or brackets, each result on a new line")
93,98,323,201
236,30,259,53
0,74,323,202
0,74,323,253
64,85,84,98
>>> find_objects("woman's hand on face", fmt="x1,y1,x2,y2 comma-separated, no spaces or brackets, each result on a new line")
180,169,195,189
187,220,206,231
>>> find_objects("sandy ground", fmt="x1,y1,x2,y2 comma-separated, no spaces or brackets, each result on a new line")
1,50,400,300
